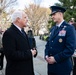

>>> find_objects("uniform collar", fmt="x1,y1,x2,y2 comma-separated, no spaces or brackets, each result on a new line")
56,20,64,27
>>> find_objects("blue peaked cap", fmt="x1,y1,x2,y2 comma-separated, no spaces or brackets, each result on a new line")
50,6,66,16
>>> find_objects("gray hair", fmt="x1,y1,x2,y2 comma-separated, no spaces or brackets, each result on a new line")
11,10,25,22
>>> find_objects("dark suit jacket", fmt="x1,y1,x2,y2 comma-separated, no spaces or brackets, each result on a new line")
2,23,34,75
45,21,75,73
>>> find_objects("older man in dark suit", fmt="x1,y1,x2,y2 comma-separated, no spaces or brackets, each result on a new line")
2,10,37,75
45,6,75,75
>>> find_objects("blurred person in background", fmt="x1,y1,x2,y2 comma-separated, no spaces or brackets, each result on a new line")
27,29,37,57
69,18,75,25
72,22,76,75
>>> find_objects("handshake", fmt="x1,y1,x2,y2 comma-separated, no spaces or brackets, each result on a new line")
31,48,37,57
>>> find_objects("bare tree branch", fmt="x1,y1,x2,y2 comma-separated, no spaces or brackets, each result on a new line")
0,0,17,14
25,4,50,35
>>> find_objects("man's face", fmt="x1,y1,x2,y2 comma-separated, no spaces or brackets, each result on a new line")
19,13,28,27
51,12,61,23
69,21,74,25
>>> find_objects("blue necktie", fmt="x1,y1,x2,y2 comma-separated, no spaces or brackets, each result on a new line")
21,29,26,37
54,26,59,34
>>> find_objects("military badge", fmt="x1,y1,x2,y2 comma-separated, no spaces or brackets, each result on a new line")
62,26,67,30
58,30,66,36
59,38,63,43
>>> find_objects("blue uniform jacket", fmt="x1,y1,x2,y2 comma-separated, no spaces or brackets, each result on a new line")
45,21,75,73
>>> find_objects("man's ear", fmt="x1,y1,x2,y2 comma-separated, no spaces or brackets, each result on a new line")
16,17,21,22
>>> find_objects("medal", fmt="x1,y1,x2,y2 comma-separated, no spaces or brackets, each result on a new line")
59,38,63,43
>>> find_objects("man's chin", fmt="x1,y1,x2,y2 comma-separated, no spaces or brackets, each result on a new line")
24,24,27,27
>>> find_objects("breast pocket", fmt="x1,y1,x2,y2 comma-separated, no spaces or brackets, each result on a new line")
58,35,66,44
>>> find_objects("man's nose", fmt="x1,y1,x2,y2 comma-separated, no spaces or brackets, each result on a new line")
26,19,28,22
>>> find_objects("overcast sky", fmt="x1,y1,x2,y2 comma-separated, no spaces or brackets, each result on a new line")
16,0,59,9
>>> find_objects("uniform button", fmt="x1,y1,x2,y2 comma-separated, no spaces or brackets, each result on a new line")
52,41,53,42
50,47,52,49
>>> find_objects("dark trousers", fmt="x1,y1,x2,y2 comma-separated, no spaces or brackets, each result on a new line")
48,72,70,75
73,57,76,75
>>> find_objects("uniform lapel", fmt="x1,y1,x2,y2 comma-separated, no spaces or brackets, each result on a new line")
51,21,65,40
51,26,60,39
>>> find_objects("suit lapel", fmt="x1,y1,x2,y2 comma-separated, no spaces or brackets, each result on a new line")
11,24,28,40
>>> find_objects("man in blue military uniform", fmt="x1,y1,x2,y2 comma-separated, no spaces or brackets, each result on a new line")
45,6,75,75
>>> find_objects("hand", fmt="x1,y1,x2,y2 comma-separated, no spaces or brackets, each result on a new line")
45,56,49,62
32,48,37,57
31,49,36,57
46,56,56,64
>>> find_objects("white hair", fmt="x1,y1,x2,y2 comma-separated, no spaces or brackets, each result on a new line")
11,10,25,22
